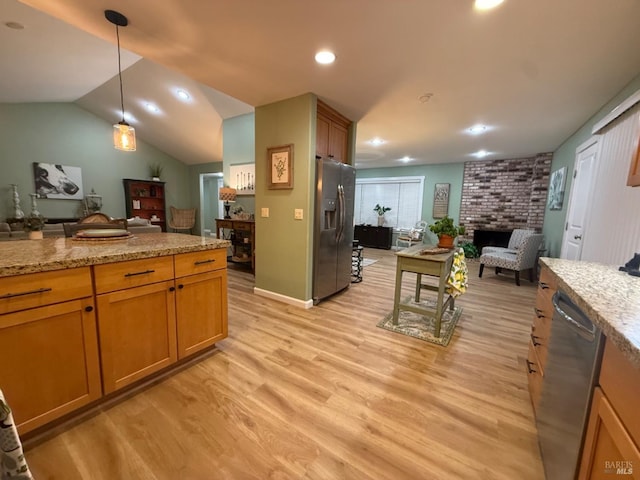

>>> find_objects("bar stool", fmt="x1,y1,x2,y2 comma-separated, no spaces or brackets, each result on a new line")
352,240,363,283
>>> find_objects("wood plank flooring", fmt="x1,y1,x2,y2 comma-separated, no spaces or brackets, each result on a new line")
24,248,544,479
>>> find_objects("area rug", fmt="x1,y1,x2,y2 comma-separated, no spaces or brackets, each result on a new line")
377,296,463,346
362,258,378,267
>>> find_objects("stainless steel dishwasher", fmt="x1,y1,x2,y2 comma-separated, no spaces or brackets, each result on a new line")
536,290,604,479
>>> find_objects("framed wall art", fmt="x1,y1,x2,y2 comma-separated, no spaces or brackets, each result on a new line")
229,163,255,195
433,183,450,218
267,144,294,190
547,166,567,210
33,162,84,200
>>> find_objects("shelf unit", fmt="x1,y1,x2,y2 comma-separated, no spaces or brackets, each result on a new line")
215,219,255,271
123,179,167,232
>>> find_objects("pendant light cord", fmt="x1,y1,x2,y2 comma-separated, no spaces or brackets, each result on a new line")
115,24,125,123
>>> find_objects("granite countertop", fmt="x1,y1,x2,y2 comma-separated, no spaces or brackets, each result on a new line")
541,257,640,368
0,233,230,278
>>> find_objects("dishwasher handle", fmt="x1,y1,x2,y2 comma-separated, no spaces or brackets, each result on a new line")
552,292,597,342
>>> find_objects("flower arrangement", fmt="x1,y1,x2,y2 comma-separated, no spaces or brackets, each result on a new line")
373,204,391,216
23,213,46,231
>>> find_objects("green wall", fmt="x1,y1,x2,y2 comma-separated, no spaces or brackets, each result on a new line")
356,163,465,244
0,103,190,222
543,71,640,257
223,113,256,216
254,94,315,301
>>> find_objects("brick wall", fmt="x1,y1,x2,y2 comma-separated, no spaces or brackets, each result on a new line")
459,153,552,241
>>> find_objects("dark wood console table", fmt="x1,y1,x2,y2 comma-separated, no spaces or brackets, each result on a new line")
215,219,255,271
354,225,393,250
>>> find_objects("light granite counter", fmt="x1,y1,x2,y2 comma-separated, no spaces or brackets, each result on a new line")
0,233,230,278
541,257,640,368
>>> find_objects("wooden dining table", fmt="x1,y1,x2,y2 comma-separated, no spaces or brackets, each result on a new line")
392,244,456,338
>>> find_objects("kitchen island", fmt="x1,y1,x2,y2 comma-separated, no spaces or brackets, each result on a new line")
532,258,640,478
0,233,230,435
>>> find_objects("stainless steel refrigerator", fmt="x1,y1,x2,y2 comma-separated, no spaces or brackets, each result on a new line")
313,157,356,304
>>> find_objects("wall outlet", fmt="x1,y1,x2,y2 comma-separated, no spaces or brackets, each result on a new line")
261,207,269,218
294,208,303,220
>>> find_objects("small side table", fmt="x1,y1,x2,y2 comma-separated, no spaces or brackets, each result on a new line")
352,242,363,283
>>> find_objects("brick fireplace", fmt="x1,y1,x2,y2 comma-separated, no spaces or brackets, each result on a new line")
459,153,552,244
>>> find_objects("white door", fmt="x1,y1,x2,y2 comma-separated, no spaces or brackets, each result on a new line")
560,138,600,260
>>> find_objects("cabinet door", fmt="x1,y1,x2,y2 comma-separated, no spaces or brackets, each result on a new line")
176,270,228,359
316,114,330,159
329,121,348,163
578,387,640,479
526,340,543,413
0,298,101,434
97,281,177,394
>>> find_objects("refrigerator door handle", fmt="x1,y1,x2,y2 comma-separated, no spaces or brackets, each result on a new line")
336,184,345,242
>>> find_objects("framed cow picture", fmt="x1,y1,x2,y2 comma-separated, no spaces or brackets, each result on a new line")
33,163,84,200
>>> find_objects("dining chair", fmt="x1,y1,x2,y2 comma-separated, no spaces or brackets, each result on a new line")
168,206,196,234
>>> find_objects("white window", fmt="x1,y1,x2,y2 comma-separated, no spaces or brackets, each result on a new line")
354,176,424,230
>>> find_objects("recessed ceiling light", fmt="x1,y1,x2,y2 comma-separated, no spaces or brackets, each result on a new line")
473,150,490,158
145,102,160,113
176,89,190,101
468,124,488,135
369,137,386,146
399,156,413,163
475,0,504,10
315,50,336,65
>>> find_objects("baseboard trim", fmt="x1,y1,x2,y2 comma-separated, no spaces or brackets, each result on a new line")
253,287,313,309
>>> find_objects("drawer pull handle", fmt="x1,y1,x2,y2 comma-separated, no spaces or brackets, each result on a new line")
194,259,215,266
531,334,541,346
0,287,52,299
526,360,537,374
124,269,155,278
539,282,550,290
534,308,545,318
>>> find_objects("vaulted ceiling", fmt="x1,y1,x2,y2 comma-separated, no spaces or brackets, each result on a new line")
4,0,640,168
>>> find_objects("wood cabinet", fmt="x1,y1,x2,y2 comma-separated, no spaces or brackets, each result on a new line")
175,250,228,359
316,100,352,164
526,265,557,413
354,225,393,250
0,268,101,435
216,219,255,270
123,179,167,231
578,341,640,479
95,256,177,394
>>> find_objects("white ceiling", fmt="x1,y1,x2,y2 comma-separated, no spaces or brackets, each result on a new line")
5,0,640,168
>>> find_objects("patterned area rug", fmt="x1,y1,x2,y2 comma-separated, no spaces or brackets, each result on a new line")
362,258,378,267
377,296,463,346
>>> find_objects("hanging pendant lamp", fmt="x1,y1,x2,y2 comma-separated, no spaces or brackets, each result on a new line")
105,9,136,152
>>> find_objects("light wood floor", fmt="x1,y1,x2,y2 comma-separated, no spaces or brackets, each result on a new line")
24,248,544,479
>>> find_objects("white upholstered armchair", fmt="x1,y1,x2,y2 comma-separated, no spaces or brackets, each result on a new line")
478,233,544,286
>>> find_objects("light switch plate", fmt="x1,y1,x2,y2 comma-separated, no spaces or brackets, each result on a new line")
261,207,269,217
294,208,303,220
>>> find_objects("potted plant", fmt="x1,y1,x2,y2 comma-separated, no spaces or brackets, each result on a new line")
373,204,391,226
429,216,465,248
23,213,46,239
149,163,163,181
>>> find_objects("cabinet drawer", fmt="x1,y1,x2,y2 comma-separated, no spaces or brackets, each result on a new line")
175,249,226,277
216,220,233,229
599,340,640,447
0,267,92,315
232,222,253,232
538,265,557,292
526,340,543,412
531,313,550,369
93,256,174,294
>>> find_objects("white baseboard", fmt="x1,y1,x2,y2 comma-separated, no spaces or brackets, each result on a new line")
253,287,314,309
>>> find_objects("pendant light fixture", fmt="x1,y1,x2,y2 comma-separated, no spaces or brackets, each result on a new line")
105,9,136,152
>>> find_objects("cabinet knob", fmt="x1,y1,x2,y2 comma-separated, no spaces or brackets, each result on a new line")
85,306,94,312
178,284,184,289
169,286,175,292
